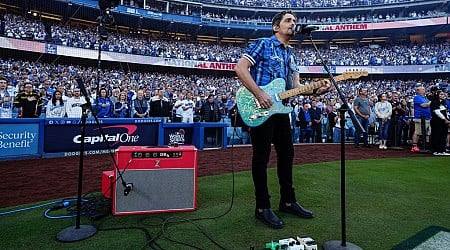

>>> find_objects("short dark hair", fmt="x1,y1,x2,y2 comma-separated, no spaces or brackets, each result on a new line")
272,10,295,32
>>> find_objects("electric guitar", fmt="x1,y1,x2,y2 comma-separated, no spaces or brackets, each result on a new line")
236,70,368,127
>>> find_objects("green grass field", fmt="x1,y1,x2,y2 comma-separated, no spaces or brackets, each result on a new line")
1,157,449,250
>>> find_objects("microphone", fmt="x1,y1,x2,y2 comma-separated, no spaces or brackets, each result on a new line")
294,24,320,34
124,183,133,196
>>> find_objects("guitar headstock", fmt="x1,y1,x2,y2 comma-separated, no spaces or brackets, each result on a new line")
341,70,368,80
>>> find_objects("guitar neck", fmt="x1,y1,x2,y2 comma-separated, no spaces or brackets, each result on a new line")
278,79,327,100
276,71,366,101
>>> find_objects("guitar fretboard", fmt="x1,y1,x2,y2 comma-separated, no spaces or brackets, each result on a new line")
277,73,352,101
278,80,326,100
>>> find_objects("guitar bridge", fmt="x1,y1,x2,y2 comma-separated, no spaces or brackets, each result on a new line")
249,111,269,120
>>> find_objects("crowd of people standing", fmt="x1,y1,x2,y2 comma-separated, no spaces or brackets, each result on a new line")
0,57,449,154
2,14,449,65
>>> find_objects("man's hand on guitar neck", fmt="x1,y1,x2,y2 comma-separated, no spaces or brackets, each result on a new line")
306,79,332,96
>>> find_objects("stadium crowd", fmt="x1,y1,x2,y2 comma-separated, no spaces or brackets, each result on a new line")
0,58,449,153
2,14,449,65
131,0,428,9
202,10,446,25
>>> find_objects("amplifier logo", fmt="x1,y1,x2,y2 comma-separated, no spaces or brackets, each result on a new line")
168,129,185,145
72,125,139,145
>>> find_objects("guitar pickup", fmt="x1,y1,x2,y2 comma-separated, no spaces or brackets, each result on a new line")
249,111,269,120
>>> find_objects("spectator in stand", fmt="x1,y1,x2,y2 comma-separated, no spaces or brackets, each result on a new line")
226,96,237,121
41,79,54,101
4,13,450,66
65,88,86,118
195,93,207,119
298,102,313,143
38,89,49,118
388,91,402,147
430,90,450,156
110,88,120,104
143,88,152,102
149,88,171,118
411,86,432,152
446,94,450,151
45,90,65,118
327,104,338,142
218,94,228,119
309,100,323,143
132,90,149,118
201,94,222,146
374,93,392,149
95,88,114,118
172,93,184,122
353,87,371,148
201,94,221,122
63,88,73,101
0,76,13,118
14,82,42,118
181,92,195,123
398,98,412,146
114,92,130,118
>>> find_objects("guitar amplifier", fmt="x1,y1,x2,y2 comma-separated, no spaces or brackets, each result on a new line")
110,145,198,215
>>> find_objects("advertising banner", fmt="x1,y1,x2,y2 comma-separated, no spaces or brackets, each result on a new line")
43,118,162,157
0,122,41,157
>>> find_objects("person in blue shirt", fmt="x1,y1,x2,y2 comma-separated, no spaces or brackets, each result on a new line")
298,103,313,143
411,86,431,152
95,88,114,118
234,10,330,229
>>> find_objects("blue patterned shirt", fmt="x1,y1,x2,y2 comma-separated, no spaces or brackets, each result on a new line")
242,35,299,89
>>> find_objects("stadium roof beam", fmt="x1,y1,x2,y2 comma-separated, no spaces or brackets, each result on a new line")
331,38,357,44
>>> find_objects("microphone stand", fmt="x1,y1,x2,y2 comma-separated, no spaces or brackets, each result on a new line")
56,99,97,242
305,33,364,250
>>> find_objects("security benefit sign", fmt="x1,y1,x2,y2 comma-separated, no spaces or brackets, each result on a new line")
44,119,160,155
0,123,40,157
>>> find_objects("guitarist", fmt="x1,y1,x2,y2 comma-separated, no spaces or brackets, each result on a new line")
235,10,331,229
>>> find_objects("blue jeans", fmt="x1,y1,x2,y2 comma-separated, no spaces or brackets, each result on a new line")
333,127,342,143
355,116,369,146
378,118,390,141
292,127,299,143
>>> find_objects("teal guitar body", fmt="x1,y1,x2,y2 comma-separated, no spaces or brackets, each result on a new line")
236,78,292,127
235,71,368,127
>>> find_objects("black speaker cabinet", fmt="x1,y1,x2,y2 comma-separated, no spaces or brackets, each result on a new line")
111,146,198,215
